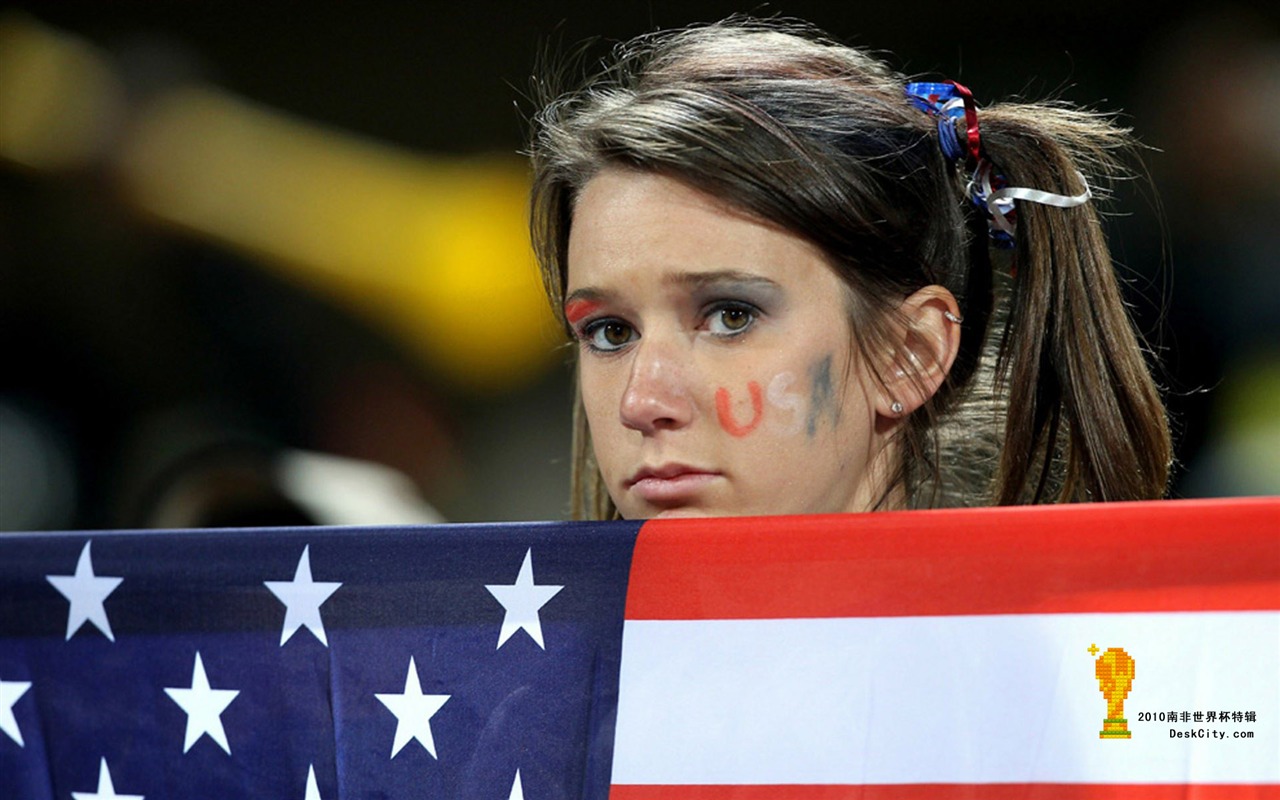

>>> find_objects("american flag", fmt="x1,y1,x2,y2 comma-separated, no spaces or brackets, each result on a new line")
1,500,1277,798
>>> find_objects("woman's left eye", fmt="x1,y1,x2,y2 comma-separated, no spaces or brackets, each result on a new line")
706,303,758,336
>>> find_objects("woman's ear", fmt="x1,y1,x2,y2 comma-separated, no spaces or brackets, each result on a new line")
876,285,962,418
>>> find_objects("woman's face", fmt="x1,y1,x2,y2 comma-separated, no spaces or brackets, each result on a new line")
565,169,896,519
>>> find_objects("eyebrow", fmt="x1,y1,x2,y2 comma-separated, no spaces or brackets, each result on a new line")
565,270,782,308
663,270,782,293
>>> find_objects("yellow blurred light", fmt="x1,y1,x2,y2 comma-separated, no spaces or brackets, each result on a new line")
0,13,122,171
117,87,560,392
1212,355,1280,495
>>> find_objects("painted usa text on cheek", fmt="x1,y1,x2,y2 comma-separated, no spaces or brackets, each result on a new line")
766,372,805,436
715,382,765,437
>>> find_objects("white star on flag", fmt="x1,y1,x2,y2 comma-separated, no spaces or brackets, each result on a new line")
46,541,123,641
71,757,144,800
304,764,322,800
264,545,342,646
508,769,525,800
164,651,240,754
0,678,31,746
374,656,450,759
485,548,563,649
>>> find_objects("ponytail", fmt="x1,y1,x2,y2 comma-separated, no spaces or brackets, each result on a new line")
976,104,1171,502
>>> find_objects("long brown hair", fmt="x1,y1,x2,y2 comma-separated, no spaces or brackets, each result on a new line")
528,18,1171,519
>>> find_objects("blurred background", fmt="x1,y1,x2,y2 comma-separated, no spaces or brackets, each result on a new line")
0,1,1277,531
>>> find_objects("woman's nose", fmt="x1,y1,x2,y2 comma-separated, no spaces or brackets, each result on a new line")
619,338,694,434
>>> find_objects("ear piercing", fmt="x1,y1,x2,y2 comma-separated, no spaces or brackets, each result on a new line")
943,310,964,324
890,401,904,415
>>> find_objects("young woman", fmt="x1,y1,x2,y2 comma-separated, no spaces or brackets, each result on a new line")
528,18,1171,520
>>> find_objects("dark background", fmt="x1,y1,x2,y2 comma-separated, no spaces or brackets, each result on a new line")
2,1,1277,530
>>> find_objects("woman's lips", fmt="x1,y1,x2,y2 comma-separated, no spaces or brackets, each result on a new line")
626,466,720,504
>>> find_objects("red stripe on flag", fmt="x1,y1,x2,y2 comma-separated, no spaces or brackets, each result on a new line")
626,499,1280,620
611,784,1280,799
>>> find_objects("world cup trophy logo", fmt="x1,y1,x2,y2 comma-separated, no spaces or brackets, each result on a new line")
1091,645,1135,739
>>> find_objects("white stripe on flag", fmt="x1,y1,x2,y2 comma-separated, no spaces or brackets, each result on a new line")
611,611,1279,785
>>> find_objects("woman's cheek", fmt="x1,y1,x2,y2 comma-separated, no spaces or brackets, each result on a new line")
765,371,806,436
714,381,765,437
713,370,813,440
756,358,838,440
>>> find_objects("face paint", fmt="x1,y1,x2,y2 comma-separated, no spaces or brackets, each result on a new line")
766,372,806,436
715,381,764,437
564,298,602,326
570,170,886,518
804,354,838,438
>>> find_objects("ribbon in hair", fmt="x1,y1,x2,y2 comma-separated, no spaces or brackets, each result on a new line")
969,161,1093,240
905,81,979,163
905,81,1094,245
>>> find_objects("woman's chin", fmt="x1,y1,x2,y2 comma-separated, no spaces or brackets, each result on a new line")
647,506,720,519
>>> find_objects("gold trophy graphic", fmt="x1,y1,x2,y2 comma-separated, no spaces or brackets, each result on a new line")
1091,645,1135,739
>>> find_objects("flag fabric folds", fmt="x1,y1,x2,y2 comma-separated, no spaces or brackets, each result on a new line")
1,499,1277,799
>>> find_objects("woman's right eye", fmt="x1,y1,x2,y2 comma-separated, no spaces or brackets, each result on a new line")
581,320,637,352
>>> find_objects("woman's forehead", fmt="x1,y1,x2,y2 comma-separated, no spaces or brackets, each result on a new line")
565,169,833,293
570,168,781,235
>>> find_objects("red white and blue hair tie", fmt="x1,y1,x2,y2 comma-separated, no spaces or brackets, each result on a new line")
905,81,1093,246
969,160,1092,240
905,81,980,164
